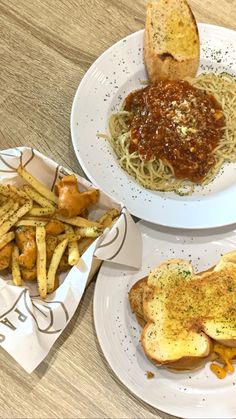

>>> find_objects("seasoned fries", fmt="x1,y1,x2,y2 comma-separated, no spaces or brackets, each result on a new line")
36,226,47,299
0,232,15,250
0,199,16,218
57,232,81,242
0,166,120,299
0,202,19,226
15,220,48,227
77,237,94,255
0,185,28,203
47,239,68,293
76,226,103,238
23,185,55,208
29,207,55,217
0,200,33,236
65,225,80,266
54,214,101,228
17,166,58,204
97,208,120,227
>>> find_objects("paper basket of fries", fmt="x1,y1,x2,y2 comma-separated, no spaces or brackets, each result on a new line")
0,147,142,373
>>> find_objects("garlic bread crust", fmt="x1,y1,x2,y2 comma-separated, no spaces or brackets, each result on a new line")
141,259,212,366
144,0,200,81
128,277,147,327
129,251,236,371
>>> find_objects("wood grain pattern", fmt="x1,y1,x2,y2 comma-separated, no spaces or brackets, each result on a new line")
0,1,236,418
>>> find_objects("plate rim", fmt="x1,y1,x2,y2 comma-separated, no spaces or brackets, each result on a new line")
70,23,236,230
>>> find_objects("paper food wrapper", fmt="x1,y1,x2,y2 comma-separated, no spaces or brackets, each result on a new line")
0,147,142,373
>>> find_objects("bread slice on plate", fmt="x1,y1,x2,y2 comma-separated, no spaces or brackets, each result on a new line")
128,277,147,327
129,251,236,371
144,0,200,81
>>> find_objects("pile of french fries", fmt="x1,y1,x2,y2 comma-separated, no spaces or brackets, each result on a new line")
0,165,119,299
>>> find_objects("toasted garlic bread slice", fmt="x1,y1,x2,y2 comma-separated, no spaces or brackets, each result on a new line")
129,264,215,370
128,277,147,327
144,0,200,81
142,260,211,366
140,253,236,369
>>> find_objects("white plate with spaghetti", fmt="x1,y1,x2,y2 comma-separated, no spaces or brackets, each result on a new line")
71,24,236,229
93,220,236,419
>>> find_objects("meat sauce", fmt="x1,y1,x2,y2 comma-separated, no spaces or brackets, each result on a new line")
124,80,225,182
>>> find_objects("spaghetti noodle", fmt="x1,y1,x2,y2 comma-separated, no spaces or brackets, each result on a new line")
107,73,236,195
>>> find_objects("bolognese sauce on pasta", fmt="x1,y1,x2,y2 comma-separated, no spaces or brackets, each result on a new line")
108,73,236,194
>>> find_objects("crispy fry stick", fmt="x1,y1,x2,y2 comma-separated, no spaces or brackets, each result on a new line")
0,185,9,196
55,214,101,228
29,207,55,217
15,220,47,227
17,166,58,204
0,185,28,204
68,240,80,265
0,232,15,250
65,225,80,266
8,185,29,202
0,195,7,205
53,275,59,292
0,199,15,218
97,208,120,227
47,238,68,293
76,226,103,238
0,202,19,226
36,226,47,299
77,237,95,255
57,232,81,242
23,185,56,208
12,245,22,286
0,200,33,236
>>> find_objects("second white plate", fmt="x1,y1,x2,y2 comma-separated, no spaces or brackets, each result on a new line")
71,24,236,229
94,220,236,419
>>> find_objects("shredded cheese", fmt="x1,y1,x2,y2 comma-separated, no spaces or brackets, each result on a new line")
210,343,236,379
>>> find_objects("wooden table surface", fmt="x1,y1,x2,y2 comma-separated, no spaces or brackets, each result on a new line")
0,1,236,418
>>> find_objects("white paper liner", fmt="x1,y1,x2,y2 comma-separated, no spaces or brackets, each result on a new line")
0,147,142,373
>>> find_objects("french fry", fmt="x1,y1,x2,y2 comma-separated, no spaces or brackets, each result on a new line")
29,207,55,217
53,275,59,292
0,184,12,197
57,232,81,242
15,219,47,227
0,185,28,204
0,202,19,226
17,166,58,204
77,237,95,255
23,185,56,208
97,208,120,228
0,232,15,250
0,170,115,299
47,238,68,293
0,200,33,236
68,241,80,265
12,245,22,286
65,225,80,266
0,195,7,206
7,185,29,203
55,214,101,228
36,226,47,299
0,199,15,218
76,226,104,238
110,216,119,227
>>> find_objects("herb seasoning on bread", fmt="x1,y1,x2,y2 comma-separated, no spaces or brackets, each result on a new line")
144,0,200,81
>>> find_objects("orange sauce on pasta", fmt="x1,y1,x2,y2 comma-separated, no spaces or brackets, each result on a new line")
124,80,225,183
